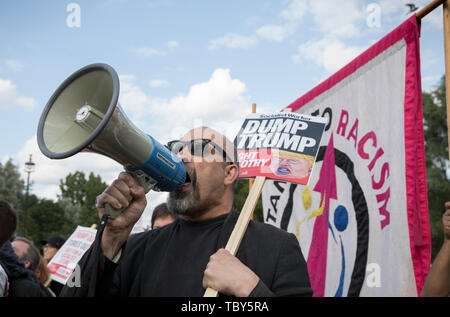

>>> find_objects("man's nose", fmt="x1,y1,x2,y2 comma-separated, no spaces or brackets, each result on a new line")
177,147,191,163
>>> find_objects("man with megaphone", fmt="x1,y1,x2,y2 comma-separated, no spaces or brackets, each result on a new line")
37,63,311,297
60,126,312,297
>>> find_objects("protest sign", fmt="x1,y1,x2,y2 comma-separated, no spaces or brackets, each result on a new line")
47,226,96,285
234,112,327,185
205,112,326,297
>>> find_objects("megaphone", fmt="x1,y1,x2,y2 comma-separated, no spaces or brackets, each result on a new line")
37,63,186,218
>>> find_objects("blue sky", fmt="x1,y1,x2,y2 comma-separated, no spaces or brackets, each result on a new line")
0,0,446,225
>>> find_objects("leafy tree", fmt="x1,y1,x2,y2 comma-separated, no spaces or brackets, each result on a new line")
58,197,82,235
26,198,67,247
422,75,450,259
233,179,263,222
0,158,25,210
59,171,108,227
0,159,30,235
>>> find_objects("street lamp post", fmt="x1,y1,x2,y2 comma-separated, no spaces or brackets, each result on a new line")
24,154,35,236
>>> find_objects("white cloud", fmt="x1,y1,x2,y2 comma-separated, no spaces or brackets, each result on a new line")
166,40,180,48
149,79,169,88
208,33,259,50
209,0,307,49
424,7,443,29
293,37,365,74
16,68,258,203
4,59,24,71
377,0,405,16
151,68,255,142
36,185,61,201
159,68,248,119
18,136,122,185
16,135,123,200
132,47,166,57
377,0,443,29
118,74,153,126
279,0,308,21
256,24,291,42
1,155,12,165
0,78,36,111
118,68,257,143
208,0,365,50
254,0,308,43
309,0,364,38
16,135,164,222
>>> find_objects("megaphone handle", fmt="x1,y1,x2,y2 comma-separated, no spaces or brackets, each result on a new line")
104,170,157,219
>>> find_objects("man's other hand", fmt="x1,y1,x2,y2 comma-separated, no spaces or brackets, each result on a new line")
203,248,259,297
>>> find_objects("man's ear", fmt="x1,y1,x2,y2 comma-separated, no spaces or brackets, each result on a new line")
24,260,31,269
224,164,239,186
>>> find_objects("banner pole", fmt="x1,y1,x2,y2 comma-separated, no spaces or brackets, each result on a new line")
443,0,450,161
415,1,450,160
249,103,256,220
416,0,446,20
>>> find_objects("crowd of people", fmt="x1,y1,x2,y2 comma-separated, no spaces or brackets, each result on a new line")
0,199,66,297
0,126,449,297
0,199,178,297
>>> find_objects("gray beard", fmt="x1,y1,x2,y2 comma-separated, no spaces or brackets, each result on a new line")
167,169,201,217
166,189,199,216
166,168,223,219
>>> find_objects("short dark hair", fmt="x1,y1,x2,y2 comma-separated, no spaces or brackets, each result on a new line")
151,203,176,229
0,200,18,248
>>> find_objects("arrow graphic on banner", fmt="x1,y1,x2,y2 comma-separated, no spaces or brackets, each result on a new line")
307,133,338,297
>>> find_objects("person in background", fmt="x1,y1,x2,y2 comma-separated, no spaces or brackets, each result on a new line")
0,260,6,297
0,200,17,249
421,201,450,297
151,203,176,229
12,237,53,297
40,236,66,296
12,237,41,273
40,235,65,263
35,255,56,297
0,200,17,297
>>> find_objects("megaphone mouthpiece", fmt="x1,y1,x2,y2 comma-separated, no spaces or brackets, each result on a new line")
75,104,104,132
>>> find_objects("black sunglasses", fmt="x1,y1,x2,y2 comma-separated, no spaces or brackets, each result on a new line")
166,139,233,162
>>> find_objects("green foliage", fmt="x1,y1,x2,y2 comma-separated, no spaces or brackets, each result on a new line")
26,198,67,247
0,158,25,210
0,159,27,234
422,75,450,259
59,171,108,227
233,179,263,222
0,159,108,245
58,197,82,233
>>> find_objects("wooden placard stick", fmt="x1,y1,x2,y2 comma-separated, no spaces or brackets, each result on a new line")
203,175,266,297
443,0,450,161
204,107,293,297
249,103,256,219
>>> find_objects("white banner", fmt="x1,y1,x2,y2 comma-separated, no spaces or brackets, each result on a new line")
262,16,430,297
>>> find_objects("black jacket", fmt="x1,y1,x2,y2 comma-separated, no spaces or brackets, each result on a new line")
61,210,313,297
0,241,50,297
